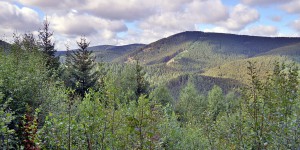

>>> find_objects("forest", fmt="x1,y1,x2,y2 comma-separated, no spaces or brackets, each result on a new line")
1,21,300,150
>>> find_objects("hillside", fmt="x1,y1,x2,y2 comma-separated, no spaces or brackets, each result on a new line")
202,55,298,84
166,74,242,100
259,42,300,62
116,31,300,72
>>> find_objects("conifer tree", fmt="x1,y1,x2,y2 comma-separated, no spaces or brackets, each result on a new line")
135,59,149,102
38,19,60,70
69,37,99,97
62,44,75,88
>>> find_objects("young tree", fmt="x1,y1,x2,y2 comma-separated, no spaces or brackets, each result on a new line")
62,44,75,88
176,80,205,123
68,37,99,97
207,85,224,121
38,19,60,70
135,59,150,102
151,85,173,106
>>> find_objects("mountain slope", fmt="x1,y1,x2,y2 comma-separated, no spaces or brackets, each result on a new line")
166,74,242,100
116,31,300,73
259,42,300,62
202,55,297,84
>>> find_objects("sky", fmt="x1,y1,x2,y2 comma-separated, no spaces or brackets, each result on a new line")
1,0,300,50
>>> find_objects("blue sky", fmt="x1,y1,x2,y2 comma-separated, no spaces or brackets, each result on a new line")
1,0,300,49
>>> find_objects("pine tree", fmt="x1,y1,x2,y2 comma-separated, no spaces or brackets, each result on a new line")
69,37,99,97
38,19,60,70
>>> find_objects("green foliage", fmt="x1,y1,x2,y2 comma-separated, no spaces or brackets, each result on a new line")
135,60,150,102
207,85,225,121
203,55,297,84
3,30,300,149
0,92,16,149
38,19,60,71
0,38,48,115
150,85,174,106
0,33,69,148
176,80,206,123
65,37,99,97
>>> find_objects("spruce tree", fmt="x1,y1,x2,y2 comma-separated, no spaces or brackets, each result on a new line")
38,19,60,70
69,37,99,97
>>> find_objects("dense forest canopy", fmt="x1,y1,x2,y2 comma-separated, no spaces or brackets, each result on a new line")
1,21,300,150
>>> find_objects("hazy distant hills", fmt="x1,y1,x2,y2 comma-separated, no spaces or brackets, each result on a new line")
0,40,10,51
57,44,145,62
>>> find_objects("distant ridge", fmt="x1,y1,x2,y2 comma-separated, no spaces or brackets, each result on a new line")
0,40,10,46
116,31,300,65
57,43,145,62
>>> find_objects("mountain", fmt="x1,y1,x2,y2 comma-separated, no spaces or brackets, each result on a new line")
93,44,145,62
0,40,10,51
57,44,145,62
57,31,300,96
116,31,300,70
117,31,300,96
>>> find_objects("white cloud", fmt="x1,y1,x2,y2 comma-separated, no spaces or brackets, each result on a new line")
241,25,278,36
139,0,228,30
16,0,226,47
203,27,231,34
117,29,173,45
17,0,84,14
136,0,229,45
0,1,40,31
48,12,128,50
282,0,300,14
81,0,156,20
139,13,195,32
50,12,127,37
17,0,183,20
17,0,195,20
185,0,228,23
290,19,300,32
218,4,260,31
242,0,293,5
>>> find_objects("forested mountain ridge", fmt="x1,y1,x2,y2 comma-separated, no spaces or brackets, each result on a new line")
57,31,300,65
108,31,300,91
34,31,300,97
117,31,300,66
57,43,145,62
